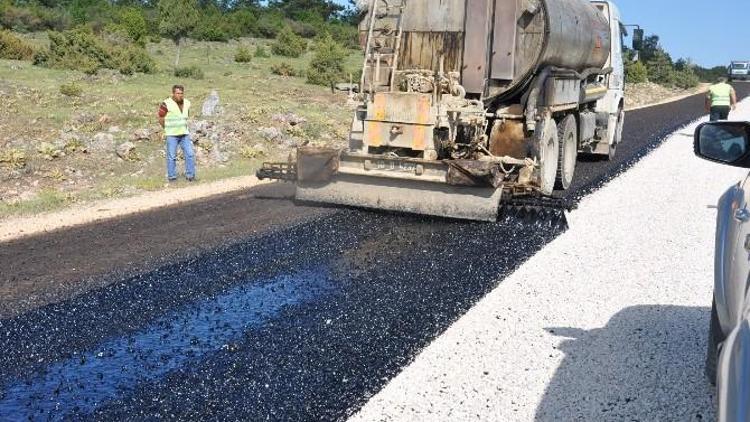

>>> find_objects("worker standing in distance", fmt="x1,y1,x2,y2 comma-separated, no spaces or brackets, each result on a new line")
706,77,737,121
158,85,196,181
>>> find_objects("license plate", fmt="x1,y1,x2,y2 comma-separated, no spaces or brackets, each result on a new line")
375,160,417,172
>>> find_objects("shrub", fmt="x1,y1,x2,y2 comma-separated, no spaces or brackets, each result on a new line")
190,4,234,42
64,138,86,153
227,9,258,37
174,65,204,80
271,62,301,77
672,68,700,89
0,148,26,168
254,45,270,58
695,65,729,83
645,50,674,86
307,33,346,87
288,19,318,38
59,82,82,97
41,29,103,74
272,27,307,58
0,30,35,60
192,17,230,42
37,28,156,75
324,22,359,49
1,5,41,32
46,168,67,181
115,43,157,75
234,45,252,63
239,145,264,159
115,7,148,46
1,4,70,32
255,11,285,38
37,142,63,160
625,60,648,84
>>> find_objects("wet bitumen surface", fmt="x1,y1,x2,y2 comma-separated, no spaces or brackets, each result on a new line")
2,85,748,421
1,212,562,421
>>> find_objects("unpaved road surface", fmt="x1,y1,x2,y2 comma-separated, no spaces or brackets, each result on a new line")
1,84,749,420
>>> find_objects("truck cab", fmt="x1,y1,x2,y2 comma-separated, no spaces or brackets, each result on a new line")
591,1,627,158
729,61,750,81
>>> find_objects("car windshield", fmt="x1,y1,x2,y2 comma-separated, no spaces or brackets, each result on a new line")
732,63,748,69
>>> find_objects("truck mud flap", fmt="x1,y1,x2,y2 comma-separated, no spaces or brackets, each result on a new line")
296,174,503,222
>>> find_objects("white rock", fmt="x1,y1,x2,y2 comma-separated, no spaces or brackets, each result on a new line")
90,132,115,151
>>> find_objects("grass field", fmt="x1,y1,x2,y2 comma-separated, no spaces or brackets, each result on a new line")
0,34,361,218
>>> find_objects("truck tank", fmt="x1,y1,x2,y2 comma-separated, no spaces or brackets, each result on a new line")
255,0,622,223
361,0,612,102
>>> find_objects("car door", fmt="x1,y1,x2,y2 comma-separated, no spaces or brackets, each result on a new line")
717,289,750,422
715,175,750,337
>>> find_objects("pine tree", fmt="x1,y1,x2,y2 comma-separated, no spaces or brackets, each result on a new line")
158,0,200,67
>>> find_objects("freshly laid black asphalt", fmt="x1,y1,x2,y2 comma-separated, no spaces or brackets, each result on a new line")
2,85,748,421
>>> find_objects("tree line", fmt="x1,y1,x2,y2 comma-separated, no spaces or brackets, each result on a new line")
626,34,727,88
0,0,360,46
3,1,729,89
0,0,358,88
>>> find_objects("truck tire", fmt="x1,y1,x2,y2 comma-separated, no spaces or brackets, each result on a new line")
706,299,725,385
555,115,578,190
538,118,559,195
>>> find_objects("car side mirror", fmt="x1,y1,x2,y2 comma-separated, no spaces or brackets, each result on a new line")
694,122,750,168
632,28,644,50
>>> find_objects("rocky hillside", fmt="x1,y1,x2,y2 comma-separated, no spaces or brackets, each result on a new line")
0,36,358,216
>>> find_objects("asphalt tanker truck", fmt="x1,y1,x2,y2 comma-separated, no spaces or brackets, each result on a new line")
258,0,643,221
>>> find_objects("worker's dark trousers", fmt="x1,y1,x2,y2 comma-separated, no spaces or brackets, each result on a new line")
710,106,731,121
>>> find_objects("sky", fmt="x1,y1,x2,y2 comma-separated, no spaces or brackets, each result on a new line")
614,0,747,67
333,0,747,68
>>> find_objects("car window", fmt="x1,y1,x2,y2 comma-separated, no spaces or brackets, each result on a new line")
732,63,748,69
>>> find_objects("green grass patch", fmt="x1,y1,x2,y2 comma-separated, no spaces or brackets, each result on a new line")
0,189,72,218
132,175,166,191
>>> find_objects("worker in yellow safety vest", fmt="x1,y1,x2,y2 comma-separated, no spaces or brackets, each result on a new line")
158,84,195,181
706,77,737,121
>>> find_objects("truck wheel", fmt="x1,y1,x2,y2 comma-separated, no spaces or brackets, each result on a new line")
706,299,725,385
538,118,559,195
555,115,578,190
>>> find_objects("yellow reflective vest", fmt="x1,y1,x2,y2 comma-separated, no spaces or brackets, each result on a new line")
163,98,191,136
709,83,732,107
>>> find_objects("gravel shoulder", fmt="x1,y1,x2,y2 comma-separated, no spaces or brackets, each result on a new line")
350,100,750,421
625,82,710,111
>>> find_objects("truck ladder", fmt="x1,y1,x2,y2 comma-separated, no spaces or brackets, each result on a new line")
360,0,407,94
